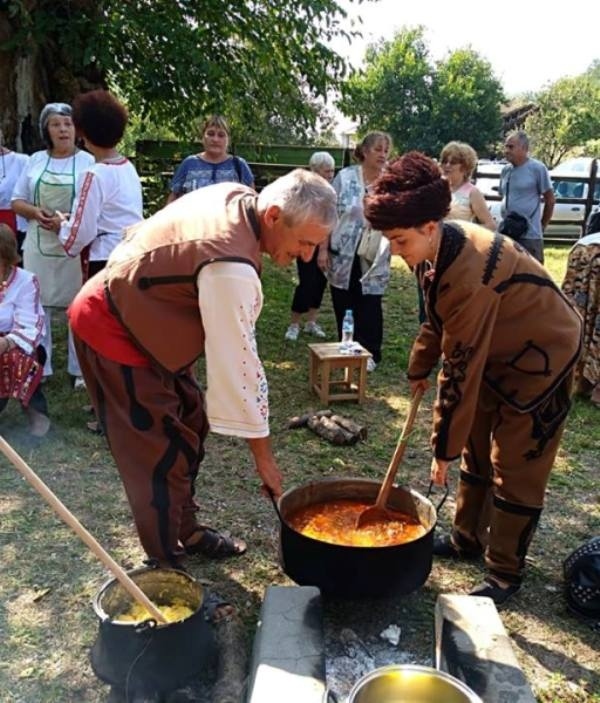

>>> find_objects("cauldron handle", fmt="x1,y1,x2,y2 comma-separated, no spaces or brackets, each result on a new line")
267,488,285,525
427,480,450,513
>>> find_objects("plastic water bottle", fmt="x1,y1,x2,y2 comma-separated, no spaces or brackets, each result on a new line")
340,309,354,353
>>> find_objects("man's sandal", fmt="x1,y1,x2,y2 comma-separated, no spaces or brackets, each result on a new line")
184,527,247,559
86,420,104,436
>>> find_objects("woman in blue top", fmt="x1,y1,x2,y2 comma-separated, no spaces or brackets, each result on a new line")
167,115,254,203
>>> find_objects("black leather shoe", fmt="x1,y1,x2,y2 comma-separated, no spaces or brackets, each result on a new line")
469,578,520,606
433,534,482,560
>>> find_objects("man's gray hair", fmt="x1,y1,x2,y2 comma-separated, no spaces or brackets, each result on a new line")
309,151,335,172
509,130,529,150
258,168,337,229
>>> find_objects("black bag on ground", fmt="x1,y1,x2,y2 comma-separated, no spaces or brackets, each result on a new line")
563,536,600,627
498,211,529,241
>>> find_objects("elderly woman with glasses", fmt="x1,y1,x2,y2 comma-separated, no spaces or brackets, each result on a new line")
11,102,94,386
440,141,496,230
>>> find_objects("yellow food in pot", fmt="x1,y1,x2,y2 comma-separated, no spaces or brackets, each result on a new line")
113,599,193,624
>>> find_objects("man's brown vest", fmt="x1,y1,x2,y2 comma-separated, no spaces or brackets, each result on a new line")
104,184,262,373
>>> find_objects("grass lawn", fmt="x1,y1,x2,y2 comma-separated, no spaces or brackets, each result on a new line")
0,245,598,702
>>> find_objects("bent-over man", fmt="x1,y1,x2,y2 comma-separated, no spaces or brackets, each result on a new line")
69,169,337,567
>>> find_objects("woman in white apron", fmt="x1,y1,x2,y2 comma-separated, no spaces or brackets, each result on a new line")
11,103,94,384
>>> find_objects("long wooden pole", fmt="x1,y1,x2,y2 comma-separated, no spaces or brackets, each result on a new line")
0,435,167,623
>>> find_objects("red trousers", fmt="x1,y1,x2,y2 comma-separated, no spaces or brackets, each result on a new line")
451,374,573,585
74,337,209,566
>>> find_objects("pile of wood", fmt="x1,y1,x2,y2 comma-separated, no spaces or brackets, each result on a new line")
287,410,367,446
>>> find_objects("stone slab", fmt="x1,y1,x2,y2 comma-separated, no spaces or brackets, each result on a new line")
435,594,536,703
246,585,326,703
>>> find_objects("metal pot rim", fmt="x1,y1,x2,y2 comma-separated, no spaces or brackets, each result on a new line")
92,566,202,625
277,477,438,551
279,477,436,508
347,664,483,703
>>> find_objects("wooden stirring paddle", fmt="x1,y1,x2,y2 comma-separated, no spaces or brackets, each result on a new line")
0,435,167,624
355,387,424,529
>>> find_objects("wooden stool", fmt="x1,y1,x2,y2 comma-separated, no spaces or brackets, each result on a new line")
308,342,371,404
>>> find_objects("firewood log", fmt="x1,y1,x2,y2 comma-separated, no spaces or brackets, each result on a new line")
287,408,332,429
330,415,367,441
307,415,357,445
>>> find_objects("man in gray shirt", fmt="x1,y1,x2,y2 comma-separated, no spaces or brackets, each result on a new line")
499,131,555,263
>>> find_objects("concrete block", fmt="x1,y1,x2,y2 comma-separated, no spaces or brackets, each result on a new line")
435,594,536,703
247,585,326,703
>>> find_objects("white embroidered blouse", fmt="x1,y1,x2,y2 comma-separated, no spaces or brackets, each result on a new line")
0,267,45,355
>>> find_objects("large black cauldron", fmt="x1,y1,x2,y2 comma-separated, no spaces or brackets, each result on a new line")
90,567,215,696
274,478,447,598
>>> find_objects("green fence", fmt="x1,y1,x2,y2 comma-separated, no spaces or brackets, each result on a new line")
135,140,352,214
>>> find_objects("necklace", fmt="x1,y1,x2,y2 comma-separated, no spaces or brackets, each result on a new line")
101,153,123,164
424,229,443,281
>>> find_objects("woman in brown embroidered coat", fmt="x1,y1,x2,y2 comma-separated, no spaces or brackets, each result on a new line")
364,152,582,605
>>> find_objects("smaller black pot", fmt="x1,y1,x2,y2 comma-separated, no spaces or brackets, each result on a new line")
90,566,215,696
273,478,448,598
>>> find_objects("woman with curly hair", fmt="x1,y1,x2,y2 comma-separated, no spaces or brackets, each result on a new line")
51,89,143,278
364,151,582,605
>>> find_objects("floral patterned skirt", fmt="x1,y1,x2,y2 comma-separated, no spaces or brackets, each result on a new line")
0,346,43,406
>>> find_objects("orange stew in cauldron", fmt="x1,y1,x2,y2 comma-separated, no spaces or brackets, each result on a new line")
287,499,426,548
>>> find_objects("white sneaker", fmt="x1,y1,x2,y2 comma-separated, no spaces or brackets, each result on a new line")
285,324,300,341
367,358,377,372
73,376,87,390
304,321,326,338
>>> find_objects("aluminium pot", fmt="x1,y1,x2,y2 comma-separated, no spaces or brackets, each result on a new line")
273,478,448,598
347,664,482,703
90,566,215,696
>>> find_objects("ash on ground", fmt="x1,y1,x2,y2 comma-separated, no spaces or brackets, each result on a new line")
325,626,428,701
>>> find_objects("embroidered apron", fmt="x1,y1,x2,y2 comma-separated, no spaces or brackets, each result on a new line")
23,154,82,307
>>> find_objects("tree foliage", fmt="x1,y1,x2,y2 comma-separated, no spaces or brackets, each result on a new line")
525,76,600,167
431,49,504,155
0,0,363,148
340,27,435,152
585,59,600,86
339,26,505,157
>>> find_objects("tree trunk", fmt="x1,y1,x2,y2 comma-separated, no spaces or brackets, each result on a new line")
0,2,105,152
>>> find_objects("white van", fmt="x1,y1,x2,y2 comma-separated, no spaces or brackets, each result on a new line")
547,157,600,239
477,157,600,241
